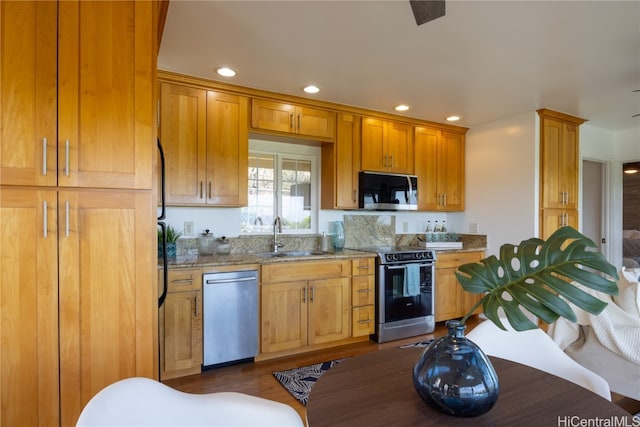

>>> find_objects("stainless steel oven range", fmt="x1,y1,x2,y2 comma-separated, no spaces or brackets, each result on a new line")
361,247,436,343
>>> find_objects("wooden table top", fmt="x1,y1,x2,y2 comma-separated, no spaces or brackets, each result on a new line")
306,347,632,426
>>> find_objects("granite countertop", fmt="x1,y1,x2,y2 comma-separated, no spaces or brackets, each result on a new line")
163,246,487,270
163,248,376,269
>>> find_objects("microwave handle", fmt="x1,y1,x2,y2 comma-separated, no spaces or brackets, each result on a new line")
406,176,413,203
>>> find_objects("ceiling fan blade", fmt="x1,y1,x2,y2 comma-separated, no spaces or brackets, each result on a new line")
410,0,446,26
633,113,640,118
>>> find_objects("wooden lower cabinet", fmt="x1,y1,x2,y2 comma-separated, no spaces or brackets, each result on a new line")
540,208,578,240
351,258,375,337
260,260,351,355
159,268,203,380
435,251,484,322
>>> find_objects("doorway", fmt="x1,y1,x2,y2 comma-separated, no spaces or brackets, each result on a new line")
582,160,605,252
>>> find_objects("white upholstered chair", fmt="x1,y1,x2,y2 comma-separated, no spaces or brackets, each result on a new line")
466,319,612,401
76,377,304,427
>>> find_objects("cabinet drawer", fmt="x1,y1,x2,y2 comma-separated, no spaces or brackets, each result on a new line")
262,260,350,283
167,268,202,292
351,257,375,276
436,251,483,269
352,275,375,306
352,306,375,337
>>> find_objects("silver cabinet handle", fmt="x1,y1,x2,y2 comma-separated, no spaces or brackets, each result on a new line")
389,155,394,168
290,113,294,129
353,189,357,203
297,113,301,132
194,294,200,317
43,200,48,237
302,287,307,303
65,140,70,176
357,288,371,293
358,319,371,324
208,182,212,199
199,181,203,199
310,285,315,302
443,193,447,207
357,265,370,270
65,200,70,237
42,138,48,175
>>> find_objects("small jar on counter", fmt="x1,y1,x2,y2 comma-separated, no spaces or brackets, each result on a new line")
215,236,231,255
198,229,216,255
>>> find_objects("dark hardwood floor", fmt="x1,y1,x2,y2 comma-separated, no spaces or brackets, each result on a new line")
162,318,640,422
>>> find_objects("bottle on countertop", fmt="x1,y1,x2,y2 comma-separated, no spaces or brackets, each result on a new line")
319,232,330,251
441,221,447,233
425,221,433,243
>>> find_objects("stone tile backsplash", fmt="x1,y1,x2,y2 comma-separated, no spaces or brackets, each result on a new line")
174,214,487,257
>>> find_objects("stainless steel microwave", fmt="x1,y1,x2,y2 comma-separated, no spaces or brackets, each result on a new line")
358,171,418,211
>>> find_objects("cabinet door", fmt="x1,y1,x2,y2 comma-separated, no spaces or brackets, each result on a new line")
321,113,361,209
161,83,207,205
296,106,336,139
415,126,440,210
540,117,578,209
0,187,59,427
0,1,57,186
308,277,350,345
206,91,248,206
161,290,202,378
540,208,579,240
435,267,461,322
387,121,414,174
261,282,308,353
58,0,154,189
58,189,156,426
438,132,465,211
251,99,295,134
361,117,387,172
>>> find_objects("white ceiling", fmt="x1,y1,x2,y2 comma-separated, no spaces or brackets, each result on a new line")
158,0,640,132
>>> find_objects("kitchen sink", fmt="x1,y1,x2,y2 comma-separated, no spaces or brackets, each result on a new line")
256,250,329,258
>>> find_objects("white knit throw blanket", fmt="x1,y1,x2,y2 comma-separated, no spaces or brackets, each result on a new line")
549,270,640,366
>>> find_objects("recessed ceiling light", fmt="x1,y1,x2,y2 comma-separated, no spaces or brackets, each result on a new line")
216,67,236,77
624,167,639,174
446,115,461,122
303,85,320,94
395,104,410,112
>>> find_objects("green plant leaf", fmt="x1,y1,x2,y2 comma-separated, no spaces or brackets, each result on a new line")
455,226,619,331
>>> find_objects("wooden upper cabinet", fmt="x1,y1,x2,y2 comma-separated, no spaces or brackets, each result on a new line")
361,117,414,174
0,187,60,427
415,127,465,211
0,1,57,186
321,113,361,209
206,91,248,206
251,98,336,140
160,83,207,204
539,113,583,210
57,1,154,190
160,83,248,206
538,109,585,239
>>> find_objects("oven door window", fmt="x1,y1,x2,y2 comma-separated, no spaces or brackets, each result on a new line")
383,263,433,322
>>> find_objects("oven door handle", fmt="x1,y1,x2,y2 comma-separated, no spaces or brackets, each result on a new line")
385,263,433,270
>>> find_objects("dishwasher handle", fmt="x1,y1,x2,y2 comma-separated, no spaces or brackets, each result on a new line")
205,276,256,285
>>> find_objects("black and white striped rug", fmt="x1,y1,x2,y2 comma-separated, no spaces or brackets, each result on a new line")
272,358,348,406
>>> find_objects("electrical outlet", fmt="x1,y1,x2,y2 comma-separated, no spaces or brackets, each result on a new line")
469,222,480,234
184,221,194,236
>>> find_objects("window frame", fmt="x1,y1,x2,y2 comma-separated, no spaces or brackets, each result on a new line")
241,139,320,235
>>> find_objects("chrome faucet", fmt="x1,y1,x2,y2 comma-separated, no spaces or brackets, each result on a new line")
272,216,284,253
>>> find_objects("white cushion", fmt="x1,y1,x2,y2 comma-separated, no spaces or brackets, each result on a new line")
615,268,640,317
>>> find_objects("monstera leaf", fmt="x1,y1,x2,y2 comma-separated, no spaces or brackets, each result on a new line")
455,226,619,331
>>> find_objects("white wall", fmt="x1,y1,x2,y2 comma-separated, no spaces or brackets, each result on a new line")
461,112,538,257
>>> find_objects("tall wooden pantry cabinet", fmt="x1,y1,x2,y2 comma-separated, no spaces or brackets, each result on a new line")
0,1,159,425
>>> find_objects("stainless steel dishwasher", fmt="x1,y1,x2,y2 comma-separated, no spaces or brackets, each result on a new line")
203,269,258,367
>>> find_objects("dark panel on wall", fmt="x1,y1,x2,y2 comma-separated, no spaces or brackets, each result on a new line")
623,162,640,230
